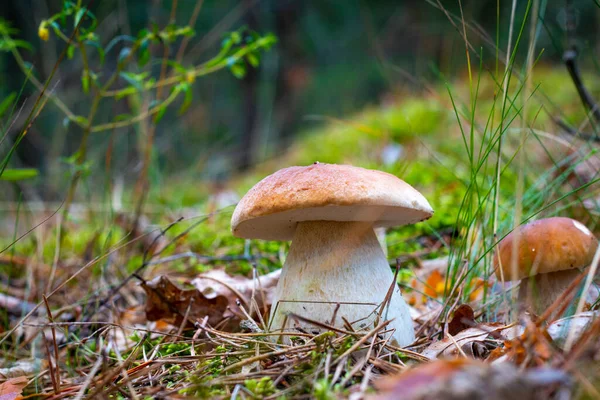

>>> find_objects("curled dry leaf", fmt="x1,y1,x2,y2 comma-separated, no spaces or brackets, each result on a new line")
0,376,28,400
422,323,509,360
447,304,476,335
370,359,571,400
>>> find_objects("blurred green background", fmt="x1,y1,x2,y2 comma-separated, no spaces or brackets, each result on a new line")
1,0,599,204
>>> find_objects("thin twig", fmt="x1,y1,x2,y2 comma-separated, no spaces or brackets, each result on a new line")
563,9,600,124
553,117,600,142
43,295,61,393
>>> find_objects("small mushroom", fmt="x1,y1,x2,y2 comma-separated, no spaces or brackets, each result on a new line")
494,217,598,315
231,163,433,346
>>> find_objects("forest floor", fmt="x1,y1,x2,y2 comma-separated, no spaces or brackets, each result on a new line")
1,66,600,399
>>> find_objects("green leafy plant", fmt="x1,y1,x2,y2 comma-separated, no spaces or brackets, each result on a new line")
0,0,276,222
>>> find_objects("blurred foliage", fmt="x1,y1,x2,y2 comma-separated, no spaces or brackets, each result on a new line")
2,0,600,196
0,0,276,225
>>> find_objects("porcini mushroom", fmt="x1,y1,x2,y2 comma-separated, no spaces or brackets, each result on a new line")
494,217,598,314
231,163,433,346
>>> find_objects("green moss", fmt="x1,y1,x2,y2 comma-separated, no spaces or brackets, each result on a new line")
245,377,276,398
381,98,446,140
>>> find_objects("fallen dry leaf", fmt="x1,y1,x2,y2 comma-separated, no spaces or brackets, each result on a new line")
0,360,44,380
447,304,475,335
142,276,233,329
372,359,471,400
422,323,508,360
0,376,28,400
370,359,570,400
423,270,445,299
547,311,598,347
493,323,557,367
143,269,281,331
488,313,600,366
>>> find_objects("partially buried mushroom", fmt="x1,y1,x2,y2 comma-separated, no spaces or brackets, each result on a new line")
494,217,598,314
231,163,434,346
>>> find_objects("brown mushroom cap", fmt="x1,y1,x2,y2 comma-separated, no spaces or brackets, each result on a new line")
494,217,598,281
231,163,434,240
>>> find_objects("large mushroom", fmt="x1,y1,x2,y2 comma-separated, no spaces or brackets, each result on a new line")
231,163,433,346
494,217,598,314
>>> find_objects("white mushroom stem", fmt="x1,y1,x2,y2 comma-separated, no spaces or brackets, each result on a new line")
269,221,415,346
518,268,583,315
374,227,388,257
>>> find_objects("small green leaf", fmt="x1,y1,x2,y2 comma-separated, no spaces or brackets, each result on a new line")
61,150,81,165
67,44,75,59
74,8,87,28
137,29,149,39
119,71,148,91
49,21,61,31
0,92,16,119
72,115,89,126
180,26,195,37
105,34,135,53
0,168,39,181
138,39,150,67
81,70,90,94
0,38,33,52
153,104,167,124
114,113,132,121
14,39,32,51
85,39,105,64
246,52,259,68
166,60,187,74
115,86,137,101
178,83,193,115
230,63,246,79
74,7,97,33
63,1,77,13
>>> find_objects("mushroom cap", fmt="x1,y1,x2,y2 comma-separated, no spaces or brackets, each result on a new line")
494,217,598,281
231,163,434,240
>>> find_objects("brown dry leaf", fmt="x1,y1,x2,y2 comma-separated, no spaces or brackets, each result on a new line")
370,359,570,400
499,324,556,367
0,376,28,400
447,304,475,335
143,269,281,331
422,323,508,360
142,276,233,329
372,359,471,400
